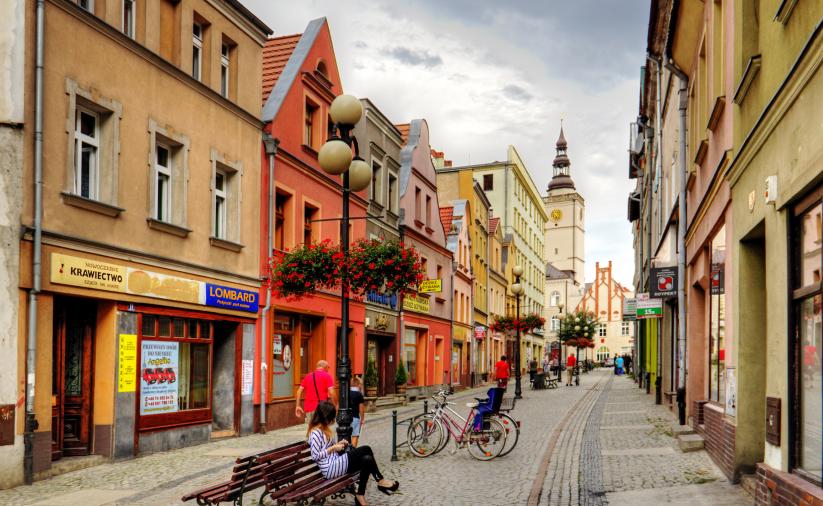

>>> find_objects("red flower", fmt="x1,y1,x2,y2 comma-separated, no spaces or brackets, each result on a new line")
387,281,394,287
368,262,376,269
304,281,311,287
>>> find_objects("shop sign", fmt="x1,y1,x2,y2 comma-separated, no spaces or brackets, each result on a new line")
140,341,179,415
366,291,397,309
418,279,442,293
711,264,725,295
117,334,137,393
650,266,677,299
636,297,663,319
474,326,486,340
272,334,283,354
623,298,637,321
241,360,254,396
51,253,256,312
403,294,430,313
205,283,258,313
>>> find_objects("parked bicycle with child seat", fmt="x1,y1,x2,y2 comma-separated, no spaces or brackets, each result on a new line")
406,388,516,460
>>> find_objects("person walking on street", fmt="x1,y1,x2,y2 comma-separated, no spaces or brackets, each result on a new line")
565,353,576,386
495,355,510,389
349,376,366,447
624,354,632,375
528,358,538,386
295,360,336,432
616,355,625,375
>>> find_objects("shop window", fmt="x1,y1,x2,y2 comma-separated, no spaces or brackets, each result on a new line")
270,314,320,400
708,225,726,404
404,329,417,385
596,346,610,362
793,197,822,480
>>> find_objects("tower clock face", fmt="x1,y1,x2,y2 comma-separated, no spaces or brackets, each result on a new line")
550,209,563,222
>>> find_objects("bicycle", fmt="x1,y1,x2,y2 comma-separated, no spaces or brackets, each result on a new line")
496,396,520,457
407,389,507,460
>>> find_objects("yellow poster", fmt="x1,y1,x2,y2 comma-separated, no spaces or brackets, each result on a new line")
118,334,137,393
51,253,127,293
418,279,442,293
403,294,430,313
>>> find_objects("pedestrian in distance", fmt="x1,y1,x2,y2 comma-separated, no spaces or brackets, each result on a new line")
616,355,625,375
613,354,619,375
565,353,576,386
349,376,366,447
528,357,538,385
307,401,399,506
495,355,510,390
295,360,337,433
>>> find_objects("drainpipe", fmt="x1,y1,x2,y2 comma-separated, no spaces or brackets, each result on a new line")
260,134,279,433
24,0,46,485
486,209,492,379
667,59,689,426
651,55,664,405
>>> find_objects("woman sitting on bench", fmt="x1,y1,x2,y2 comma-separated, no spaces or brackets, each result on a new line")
308,401,399,506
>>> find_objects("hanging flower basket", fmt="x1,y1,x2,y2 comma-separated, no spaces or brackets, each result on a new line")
490,313,546,333
565,338,578,347
268,240,340,299
576,337,591,348
347,239,423,295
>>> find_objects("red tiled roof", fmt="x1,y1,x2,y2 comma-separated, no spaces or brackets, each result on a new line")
262,34,302,107
395,123,410,144
440,207,454,234
489,217,500,234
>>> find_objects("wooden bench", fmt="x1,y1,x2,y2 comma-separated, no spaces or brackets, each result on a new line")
545,377,559,389
182,441,359,506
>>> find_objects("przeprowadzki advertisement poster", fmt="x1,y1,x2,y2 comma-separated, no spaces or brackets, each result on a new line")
140,340,179,415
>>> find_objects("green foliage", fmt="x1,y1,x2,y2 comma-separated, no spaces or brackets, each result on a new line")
395,359,408,385
557,310,599,347
365,358,378,389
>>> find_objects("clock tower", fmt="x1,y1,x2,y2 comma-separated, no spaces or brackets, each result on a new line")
543,124,585,286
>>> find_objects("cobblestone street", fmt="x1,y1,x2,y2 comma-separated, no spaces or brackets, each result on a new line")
0,371,753,505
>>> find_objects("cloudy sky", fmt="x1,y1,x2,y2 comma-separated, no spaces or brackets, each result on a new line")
245,0,649,287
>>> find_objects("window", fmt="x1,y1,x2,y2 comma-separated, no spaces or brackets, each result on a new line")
550,317,559,332
274,192,290,251
708,225,726,404
404,329,417,385
123,0,135,38
220,43,230,98
74,108,99,200
621,322,630,336
598,324,607,337
436,265,442,280
388,173,398,214
304,204,317,245
213,170,226,238
483,174,493,191
154,144,172,222
138,313,212,418
793,197,822,480
370,160,382,204
415,187,422,220
596,346,610,362
550,291,560,307
192,23,203,81
425,195,432,226
304,101,318,148
78,0,93,12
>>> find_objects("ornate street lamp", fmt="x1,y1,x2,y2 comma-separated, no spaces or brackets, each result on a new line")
556,303,564,382
511,265,525,399
318,94,371,443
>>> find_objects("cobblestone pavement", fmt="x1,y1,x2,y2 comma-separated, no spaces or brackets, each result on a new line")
0,372,753,505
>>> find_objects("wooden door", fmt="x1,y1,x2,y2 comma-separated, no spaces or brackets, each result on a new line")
52,299,95,460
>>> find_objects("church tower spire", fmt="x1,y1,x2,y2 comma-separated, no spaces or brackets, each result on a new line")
548,122,575,192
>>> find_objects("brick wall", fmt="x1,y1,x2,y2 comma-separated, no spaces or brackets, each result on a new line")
756,463,823,505
701,403,736,480
693,399,708,425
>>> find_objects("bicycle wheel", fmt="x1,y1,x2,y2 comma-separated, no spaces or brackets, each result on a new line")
407,414,444,457
467,416,507,461
496,413,520,457
434,421,452,454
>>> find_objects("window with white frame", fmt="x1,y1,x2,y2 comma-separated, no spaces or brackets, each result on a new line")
154,144,172,222
220,43,230,98
192,23,203,81
213,170,226,238
621,321,630,336
74,107,99,200
78,0,93,12
122,0,135,38
596,346,610,362
550,317,559,331
550,290,560,307
598,324,607,337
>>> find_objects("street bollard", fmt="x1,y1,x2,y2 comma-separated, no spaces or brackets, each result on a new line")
423,400,428,414
391,410,398,461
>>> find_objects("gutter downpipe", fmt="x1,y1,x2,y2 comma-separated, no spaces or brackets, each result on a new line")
651,54,664,404
666,59,689,426
260,134,279,432
644,122,653,396
25,0,46,485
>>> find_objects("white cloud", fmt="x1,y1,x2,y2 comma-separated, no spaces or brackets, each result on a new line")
244,0,645,287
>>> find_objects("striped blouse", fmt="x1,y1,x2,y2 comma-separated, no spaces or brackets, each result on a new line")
309,428,349,479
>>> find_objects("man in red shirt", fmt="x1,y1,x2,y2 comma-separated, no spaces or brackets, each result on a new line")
566,354,577,386
295,360,336,429
494,355,510,389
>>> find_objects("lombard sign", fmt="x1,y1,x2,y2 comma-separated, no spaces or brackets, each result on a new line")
650,266,677,299
205,284,258,313
366,291,398,309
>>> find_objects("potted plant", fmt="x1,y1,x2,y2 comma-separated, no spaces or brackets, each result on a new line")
395,360,408,395
365,358,378,397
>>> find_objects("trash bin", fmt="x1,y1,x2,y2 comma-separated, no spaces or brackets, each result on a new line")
533,372,546,390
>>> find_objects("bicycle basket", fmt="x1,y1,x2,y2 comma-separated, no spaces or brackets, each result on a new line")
499,396,516,412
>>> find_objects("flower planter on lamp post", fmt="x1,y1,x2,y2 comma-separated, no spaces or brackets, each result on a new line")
510,265,525,399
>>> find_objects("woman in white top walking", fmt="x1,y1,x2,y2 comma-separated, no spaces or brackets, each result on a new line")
308,401,398,506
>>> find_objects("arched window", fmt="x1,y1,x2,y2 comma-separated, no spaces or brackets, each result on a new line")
596,346,610,362
550,290,561,307
316,60,328,78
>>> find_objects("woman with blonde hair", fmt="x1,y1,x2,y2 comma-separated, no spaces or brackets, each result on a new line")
308,401,398,505
349,376,366,447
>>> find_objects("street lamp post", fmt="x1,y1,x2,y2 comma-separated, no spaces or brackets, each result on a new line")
574,320,581,386
511,265,525,399
317,94,372,444
556,303,564,382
